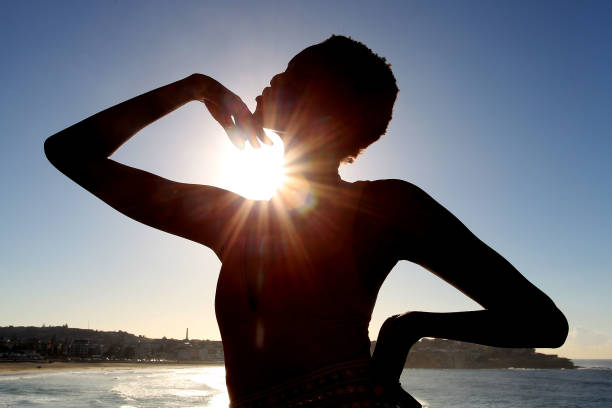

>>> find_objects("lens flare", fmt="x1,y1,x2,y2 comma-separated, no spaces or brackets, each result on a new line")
220,129,286,200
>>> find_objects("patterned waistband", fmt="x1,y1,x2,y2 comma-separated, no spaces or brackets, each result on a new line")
230,360,406,408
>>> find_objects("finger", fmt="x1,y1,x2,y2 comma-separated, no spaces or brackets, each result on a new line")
205,101,248,149
249,133,261,149
233,112,257,148
257,127,273,146
232,104,261,149
226,125,246,150
235,118,259,149
222,94,264,149
204,100,234,129
245,121,261,149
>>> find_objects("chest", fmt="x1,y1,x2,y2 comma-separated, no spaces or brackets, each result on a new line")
215,204,363,321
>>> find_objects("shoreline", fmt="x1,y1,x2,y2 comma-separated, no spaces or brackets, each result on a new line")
3,360,606,374
0,360,224,374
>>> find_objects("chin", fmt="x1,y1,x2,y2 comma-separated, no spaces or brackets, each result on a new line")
260,111,288,134
255,98,292,134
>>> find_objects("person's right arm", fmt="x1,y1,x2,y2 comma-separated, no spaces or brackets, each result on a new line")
45,74,268,257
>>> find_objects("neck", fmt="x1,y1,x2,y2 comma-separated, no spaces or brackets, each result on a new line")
282,133,342,185
275,148,342,210
284,154,341,185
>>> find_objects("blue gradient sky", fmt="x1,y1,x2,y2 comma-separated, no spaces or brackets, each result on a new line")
1,1,610,358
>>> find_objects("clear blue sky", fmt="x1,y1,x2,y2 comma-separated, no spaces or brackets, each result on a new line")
1,1,610,358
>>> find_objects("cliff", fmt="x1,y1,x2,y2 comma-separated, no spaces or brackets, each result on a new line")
372,338,575,369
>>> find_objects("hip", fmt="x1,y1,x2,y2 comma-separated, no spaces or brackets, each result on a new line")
230,359,420,408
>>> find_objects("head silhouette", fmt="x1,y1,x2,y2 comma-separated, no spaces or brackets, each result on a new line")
255,35,399,164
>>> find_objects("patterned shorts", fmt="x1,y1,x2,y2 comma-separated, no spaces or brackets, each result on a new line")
230,360,420,408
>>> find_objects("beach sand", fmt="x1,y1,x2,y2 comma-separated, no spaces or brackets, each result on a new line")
0,361,222,373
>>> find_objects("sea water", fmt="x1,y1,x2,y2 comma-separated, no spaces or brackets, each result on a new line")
401,360,612,408
0,360,610,407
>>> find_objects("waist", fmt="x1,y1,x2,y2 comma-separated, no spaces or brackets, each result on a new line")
230,359,405,408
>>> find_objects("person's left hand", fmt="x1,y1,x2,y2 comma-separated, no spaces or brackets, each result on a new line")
372,313,423,407
372,313,422,386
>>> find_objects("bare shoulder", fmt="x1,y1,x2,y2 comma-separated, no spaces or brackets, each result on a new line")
357,179,471,259
358,178,438,221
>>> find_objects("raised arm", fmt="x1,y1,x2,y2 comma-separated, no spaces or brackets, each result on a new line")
371,180,568,385
44,74,267,257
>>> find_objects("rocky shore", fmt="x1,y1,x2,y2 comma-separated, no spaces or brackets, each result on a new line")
372,338,575,369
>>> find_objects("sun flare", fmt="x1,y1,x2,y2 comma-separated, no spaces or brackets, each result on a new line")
220,129,286,200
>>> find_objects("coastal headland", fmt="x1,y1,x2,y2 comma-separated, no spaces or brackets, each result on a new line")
375,338,575,369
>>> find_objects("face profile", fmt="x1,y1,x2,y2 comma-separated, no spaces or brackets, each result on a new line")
254,36,399,164
254,51,327,142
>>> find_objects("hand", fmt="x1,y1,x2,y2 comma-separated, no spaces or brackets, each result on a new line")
373,381,422,408
189,73,272,149
372,313,422,386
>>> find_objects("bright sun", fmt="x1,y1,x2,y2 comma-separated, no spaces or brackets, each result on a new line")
220,129,286,200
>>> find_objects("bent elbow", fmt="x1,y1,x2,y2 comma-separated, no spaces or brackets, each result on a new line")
44,133,80,174
540,308,569,348
551,309,569,348
44,136,59,166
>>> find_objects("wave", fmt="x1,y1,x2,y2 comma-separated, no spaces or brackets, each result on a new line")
576,366,612,371
507,367,538,371
572,359,612,369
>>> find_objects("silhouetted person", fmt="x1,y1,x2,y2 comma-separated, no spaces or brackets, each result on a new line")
45,35,568,407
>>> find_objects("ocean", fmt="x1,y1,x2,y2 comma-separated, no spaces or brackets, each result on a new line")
0,360,610,407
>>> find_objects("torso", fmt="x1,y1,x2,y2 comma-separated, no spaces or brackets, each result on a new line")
215,180,400,400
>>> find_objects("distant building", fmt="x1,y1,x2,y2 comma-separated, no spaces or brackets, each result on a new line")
177,347,196,361
72,339,89,358
89,343,104,358
198,348,209,360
